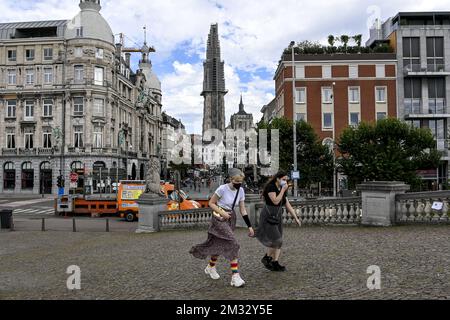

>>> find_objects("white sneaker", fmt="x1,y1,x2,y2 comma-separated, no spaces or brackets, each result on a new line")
230,273,246,288
205,266,220,280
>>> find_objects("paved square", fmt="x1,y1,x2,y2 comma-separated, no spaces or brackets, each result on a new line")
0,225,449,300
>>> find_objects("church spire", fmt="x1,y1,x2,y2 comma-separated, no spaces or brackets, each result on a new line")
239,94,244,113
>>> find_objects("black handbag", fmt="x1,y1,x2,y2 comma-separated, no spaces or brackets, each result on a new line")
265,203,283,225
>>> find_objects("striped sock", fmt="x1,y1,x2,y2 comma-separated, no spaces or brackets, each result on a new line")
230,262,239,274
209,256,218,268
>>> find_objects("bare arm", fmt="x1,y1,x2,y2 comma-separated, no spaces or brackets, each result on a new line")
239,200,248,217
286,198,301,226
209,193,229,219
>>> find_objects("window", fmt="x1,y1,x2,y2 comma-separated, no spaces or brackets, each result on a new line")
376,64,385,78
93,98,104,116
43,99,53,117
8,69,17,85
323,65,332,79
43,68,53,84
74,126,84,148
349,87,360,103
43,48,53,60
296,113,306,122
376,87,386,103
26,69,34,85
7,49,16,61
349,65,358,79
404,78,422,114
403,37,420,71
377,112,387,121
6,100,16,118
93,126,103,148
76,27,83,37
75,47,83,57
43,129,52,148
427,37,444,71
94,67,104,85
25,101,34,120
6,131,15,149
24,133,34,149
296,88,306,104
350,112,360,126
428,78,446,114
74,65,84,83
3,162,15,190
322,87,333,104
25,49,35,61
295,66,305,79
73,97,84,116
21,162,34,190
96,48,104,59
323,113,333,129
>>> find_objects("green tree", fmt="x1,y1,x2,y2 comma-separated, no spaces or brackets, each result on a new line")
257,118,333,189
340,35,350,52
337,118,442,191
327,35,335,47
352,34,363,47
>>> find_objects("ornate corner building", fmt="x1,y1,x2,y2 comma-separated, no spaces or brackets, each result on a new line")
0,0,163,195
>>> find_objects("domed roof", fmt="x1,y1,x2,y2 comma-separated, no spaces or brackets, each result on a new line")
140,59,161,93
65,0,114,45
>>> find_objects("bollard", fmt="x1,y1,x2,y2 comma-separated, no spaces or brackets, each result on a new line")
72,218,77,232
10,215,14,232
41,218,46,232
106,218,110,232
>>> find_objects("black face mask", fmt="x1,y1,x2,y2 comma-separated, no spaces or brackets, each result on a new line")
233,183,242,190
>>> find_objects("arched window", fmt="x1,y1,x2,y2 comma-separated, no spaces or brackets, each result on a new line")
40,162,51,170
3,162,15,190
21,162,34,190
71,161,83,171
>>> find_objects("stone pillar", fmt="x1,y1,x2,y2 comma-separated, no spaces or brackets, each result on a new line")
235,193,262,228
356,181,410,227
135,193,168,233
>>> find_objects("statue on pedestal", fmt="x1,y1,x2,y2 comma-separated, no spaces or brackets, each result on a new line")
146,157,163,196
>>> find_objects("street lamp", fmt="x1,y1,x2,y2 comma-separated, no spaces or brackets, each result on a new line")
332,82,337,198
290,41,298,199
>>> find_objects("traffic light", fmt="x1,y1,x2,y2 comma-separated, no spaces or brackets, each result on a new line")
57,175,64,188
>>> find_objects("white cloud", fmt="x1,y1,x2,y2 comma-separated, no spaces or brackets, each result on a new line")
2,0,450,134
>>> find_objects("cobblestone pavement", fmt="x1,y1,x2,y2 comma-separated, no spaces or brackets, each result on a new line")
0,225,449,300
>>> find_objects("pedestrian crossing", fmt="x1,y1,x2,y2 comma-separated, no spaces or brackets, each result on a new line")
13,207,55,216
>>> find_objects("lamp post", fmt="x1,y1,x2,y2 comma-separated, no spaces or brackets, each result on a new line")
290,41,298,199
332,82,337,198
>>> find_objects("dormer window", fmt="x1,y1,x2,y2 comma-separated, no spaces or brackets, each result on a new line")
76,27,83,37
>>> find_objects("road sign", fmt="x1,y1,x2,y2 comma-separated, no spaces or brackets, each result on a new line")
292,171,300,180
70,172,79,183
58,187,65,196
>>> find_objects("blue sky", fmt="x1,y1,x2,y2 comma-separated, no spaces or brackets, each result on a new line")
2,0,450,134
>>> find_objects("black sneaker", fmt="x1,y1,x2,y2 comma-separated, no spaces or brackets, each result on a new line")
270,261,286,272
261,255,273,270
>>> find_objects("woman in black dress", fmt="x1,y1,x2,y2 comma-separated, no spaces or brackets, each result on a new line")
256,171,301,271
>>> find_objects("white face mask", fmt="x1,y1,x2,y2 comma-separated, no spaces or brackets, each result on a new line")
280,180,287,187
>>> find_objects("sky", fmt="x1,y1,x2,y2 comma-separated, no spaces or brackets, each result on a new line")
1,0,450,134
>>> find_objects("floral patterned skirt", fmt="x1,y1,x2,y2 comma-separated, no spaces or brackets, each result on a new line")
189,210,240,261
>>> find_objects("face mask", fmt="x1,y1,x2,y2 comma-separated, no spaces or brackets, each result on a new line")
233,183,242,190
280,180,287,187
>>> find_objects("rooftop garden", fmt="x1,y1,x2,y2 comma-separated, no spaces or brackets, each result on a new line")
282,34,394,56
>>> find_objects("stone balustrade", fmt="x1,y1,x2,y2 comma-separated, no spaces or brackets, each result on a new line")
396,191,450,224
255,197,363,227
158,209,212,231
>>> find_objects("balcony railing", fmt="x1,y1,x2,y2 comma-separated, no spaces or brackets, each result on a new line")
19,148,36,155
68,147,85,153
404,63,450,75
2,148,18,155
38,148,54,155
